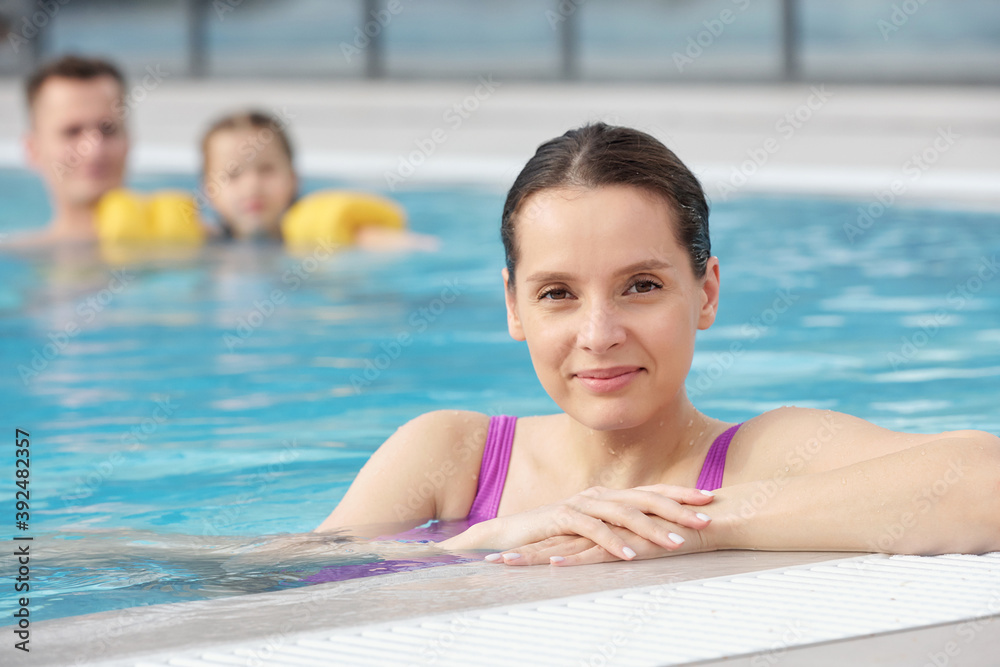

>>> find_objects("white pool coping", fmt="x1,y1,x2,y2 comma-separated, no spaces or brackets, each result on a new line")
14,550,1000,666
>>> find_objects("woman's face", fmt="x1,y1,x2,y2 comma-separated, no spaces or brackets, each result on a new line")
504,185,719,431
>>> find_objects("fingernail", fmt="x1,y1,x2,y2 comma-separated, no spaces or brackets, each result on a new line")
700,490,715,497
696,512,712,522
549,556,565,564
622,546,637,559
502,552,521,561
484,553,502,562
668,533,685,545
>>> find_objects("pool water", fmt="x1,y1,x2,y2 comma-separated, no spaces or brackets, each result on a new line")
1,168,998,622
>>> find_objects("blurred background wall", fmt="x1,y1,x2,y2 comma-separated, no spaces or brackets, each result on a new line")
2,0,999,84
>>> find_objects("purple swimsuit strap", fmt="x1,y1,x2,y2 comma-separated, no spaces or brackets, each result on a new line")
696,423,743,491
467,415,517,525
467,417,741,523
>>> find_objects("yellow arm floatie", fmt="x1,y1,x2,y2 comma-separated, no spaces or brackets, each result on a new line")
281,191,406,247
96,189,205,244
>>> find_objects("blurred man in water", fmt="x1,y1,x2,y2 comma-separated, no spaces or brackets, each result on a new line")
18,55,129,245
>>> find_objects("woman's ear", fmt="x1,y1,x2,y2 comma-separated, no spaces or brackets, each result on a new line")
697,257,720,330
502,268,526,341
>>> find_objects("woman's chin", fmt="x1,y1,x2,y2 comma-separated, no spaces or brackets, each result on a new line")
565,403,651,433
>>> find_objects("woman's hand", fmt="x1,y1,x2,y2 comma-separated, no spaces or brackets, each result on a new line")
439,484,715,562
484,524,698,566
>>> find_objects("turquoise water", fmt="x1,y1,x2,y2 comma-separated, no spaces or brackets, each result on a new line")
1,168,999,622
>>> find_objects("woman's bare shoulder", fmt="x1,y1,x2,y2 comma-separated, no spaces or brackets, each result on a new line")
395,410,493,518
394,409,492,452
316,410,492,531
726,406,975,481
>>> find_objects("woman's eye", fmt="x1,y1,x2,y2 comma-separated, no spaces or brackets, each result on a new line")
628,280,662,294
540,289,569,301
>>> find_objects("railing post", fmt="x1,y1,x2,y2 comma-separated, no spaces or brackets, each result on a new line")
188,0,208,78
559,1,579,80
780,0,800,81
364,0,384,78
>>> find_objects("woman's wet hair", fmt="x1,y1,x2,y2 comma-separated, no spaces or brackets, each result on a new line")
501,123,711,285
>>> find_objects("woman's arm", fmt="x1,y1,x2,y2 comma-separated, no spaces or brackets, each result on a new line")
314,410,488,535
708,431,1000,555
476,410,1000,565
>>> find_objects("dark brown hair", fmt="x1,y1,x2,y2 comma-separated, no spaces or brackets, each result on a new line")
200,110,294,175
25,55,125,111
501,123,711,285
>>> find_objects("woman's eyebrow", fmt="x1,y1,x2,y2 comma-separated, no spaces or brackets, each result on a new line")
616,259,673,275
524,259,673,284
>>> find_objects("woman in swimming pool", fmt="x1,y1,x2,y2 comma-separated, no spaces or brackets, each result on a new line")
316,123,1000,565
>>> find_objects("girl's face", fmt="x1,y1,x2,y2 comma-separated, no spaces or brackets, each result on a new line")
503,185,720,431
204,127,297,239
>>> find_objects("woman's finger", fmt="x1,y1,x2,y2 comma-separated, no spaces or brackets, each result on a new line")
571,490,712,535
548,543,618,566
563,496,687,550
633,484,717,505
485,535,595,566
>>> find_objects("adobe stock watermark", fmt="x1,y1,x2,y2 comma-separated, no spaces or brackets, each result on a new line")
886,255,997,370
877,0,932,41
351,279,464,394
6,0,70,53
577,584,681,667
17,268,135,385
202,438,300,536
545,0,587,29
236,581,348,667
750,619,805,667
392,408,497,522
672,0,753,73
714,85,833,202
738,412,843,520
213,0,246,20
844,127,960,243
384,75,502,191
60,397,178,505
408,613,475,666
867,455,967,553
54,64,171,183
688,288,799,398
921,589,1000,667
223,239,334,350
340,0,408,63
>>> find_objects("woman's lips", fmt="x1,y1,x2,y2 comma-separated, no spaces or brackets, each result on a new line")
574,366,643,393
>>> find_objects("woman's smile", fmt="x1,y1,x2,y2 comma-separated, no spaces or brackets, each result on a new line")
573,365,645,393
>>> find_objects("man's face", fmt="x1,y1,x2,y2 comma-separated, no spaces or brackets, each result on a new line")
26,75,129,208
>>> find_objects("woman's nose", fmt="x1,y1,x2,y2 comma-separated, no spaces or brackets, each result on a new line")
576,299,626,353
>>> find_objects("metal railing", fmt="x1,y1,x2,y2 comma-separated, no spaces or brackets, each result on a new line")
2,0,997,84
